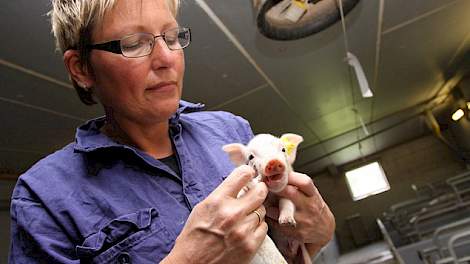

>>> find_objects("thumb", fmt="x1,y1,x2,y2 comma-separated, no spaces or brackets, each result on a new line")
215,165,255,197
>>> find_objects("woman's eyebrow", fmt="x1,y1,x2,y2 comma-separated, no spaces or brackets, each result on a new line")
160,21,180,32
111,21,179,38
110,25,148,38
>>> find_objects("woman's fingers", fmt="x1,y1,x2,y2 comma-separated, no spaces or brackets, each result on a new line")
287,172,316,197
238,181,268,214
252,221,268,246
274,185,306,205
215,165,256,198
275,172,322,206
240,205,266,231
224,206,267,255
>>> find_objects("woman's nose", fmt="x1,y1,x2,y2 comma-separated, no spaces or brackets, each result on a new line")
150,38,174,68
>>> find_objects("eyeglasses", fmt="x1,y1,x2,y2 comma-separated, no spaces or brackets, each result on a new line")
87,27,191,58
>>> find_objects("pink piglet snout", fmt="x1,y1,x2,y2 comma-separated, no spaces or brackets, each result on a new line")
264,159,286,176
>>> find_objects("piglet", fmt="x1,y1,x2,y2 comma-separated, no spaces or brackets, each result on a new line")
223,133,312,264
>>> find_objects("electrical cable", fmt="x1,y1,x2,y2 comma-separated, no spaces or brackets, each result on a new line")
337,0,365,159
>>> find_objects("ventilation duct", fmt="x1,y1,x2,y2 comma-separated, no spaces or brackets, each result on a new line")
254,0,360,40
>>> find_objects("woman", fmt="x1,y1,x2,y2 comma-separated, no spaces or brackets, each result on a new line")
9,0,335,263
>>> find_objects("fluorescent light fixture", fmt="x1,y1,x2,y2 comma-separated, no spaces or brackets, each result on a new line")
345,162,390,201
467,102,470,110
452,109,464,121
346,52,373,98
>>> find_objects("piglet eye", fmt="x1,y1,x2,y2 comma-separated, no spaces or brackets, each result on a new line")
282,148,286,153
248,154,254,160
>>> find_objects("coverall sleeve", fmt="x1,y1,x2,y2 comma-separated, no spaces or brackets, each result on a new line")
10,194,79,264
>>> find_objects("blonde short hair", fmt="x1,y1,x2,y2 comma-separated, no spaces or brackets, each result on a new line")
49,0,180,105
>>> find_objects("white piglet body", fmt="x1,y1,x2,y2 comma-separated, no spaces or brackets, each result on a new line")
223,133,312,264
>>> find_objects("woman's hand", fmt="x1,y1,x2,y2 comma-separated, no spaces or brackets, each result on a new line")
266,171,335,259
163,165,269,264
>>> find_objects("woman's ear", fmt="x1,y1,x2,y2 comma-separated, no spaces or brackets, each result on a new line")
63,50,94,90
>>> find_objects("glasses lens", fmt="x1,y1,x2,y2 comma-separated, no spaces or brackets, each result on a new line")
165,27,190,50
121,33,153,58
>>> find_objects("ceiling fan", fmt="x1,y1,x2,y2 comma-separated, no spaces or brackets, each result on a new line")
254,0,360,40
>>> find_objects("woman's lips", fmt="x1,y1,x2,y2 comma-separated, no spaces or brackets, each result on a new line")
146,81,177,92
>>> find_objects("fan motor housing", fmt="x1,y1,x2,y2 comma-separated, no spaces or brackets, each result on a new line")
255,0,361,40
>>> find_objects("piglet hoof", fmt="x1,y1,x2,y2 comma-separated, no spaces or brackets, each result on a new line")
279,216,297,227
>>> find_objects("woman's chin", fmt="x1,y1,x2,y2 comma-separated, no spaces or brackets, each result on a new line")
149,97,180,115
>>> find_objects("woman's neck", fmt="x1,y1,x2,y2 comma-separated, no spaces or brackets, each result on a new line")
101,109,174,159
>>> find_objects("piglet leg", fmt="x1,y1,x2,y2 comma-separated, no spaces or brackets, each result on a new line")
278,198,296,227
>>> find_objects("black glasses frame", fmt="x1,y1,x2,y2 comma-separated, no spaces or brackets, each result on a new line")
86,27,191,58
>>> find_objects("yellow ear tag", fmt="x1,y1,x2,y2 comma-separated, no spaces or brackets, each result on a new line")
293,0,308,9
281,137,295,156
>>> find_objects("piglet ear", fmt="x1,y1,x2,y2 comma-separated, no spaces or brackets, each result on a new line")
280,133,303,164
222,143,248,166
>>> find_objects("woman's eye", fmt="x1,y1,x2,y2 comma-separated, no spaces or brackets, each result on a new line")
166,35,178,44
122,37,149,49
248,154,254,161
123,41,143,50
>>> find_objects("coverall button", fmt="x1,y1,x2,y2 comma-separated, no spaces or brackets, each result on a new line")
117,252,131,264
